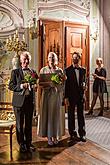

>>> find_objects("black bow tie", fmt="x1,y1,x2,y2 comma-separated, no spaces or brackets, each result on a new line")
22,68,30,71
74,67,80,70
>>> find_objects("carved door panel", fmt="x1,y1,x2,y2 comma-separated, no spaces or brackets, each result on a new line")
65,25,89,110
65,25,89,67
42,20,64,69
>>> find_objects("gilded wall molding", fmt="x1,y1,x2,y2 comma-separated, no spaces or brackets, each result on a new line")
37,0,89,22
37,0,90,10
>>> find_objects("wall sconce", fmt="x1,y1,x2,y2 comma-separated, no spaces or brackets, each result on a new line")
6,29,27,69
6,30,27,54
29,18,39,40
90,18,99,41
90,31,98,41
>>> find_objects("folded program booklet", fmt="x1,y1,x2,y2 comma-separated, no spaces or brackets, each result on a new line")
39,73,53,83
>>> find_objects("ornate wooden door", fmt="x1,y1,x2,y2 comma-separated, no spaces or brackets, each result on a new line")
65,23,90,110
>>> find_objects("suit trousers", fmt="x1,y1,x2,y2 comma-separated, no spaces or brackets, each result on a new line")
68,99,86,137
14,96,34,145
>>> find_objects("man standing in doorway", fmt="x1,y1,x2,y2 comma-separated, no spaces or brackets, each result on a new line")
64,52,86,142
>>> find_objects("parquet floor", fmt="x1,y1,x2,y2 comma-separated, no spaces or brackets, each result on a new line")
0,110,110,165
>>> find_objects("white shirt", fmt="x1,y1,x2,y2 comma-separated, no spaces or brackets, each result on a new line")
75,69,79,85
73,65,80,85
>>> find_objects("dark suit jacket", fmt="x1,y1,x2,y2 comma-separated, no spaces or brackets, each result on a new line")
8,67,34,107
65,65,86,104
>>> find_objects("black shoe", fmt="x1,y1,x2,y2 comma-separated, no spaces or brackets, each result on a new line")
80,136,86,142
69,132,79,141
73,131,78,138
86,110,93,115
20,144,27,153
27,144,36,152
30,144,36,151
73,132,80,141
69,136,74,141
98,111,103,116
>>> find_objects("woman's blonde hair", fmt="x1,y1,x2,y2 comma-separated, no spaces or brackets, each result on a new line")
96,57,103,67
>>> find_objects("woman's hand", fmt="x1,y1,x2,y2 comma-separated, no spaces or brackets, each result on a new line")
92,73,97,79
92,73,106,80
32,84,38,92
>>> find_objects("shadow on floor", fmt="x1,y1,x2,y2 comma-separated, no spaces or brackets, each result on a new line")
0,136,79,164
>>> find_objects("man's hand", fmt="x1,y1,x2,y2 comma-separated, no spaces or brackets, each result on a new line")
64,98,70,106
21,83,29,89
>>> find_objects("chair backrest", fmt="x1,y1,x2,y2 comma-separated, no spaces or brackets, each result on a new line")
0,102,12,111
0,102,15,121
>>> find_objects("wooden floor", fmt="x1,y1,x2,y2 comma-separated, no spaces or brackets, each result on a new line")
0,124,110,165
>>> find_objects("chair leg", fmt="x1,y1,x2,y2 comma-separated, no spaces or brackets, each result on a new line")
10,126,13,160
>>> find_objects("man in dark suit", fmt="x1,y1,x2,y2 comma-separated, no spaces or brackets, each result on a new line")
64,52,86,142
9,51,38,152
